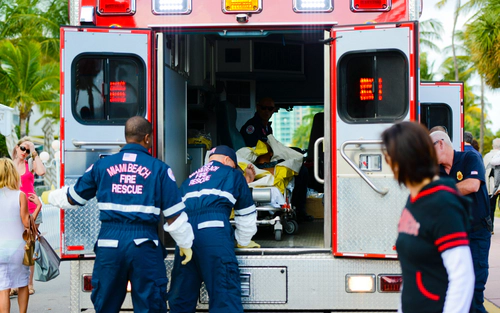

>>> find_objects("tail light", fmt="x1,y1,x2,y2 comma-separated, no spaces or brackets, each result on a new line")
379,274,402,292
82,275,132,292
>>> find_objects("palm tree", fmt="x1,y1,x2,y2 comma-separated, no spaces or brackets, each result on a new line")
0,39,59,136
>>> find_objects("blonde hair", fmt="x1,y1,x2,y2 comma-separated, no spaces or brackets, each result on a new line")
12,136,33,160
0,158,20,190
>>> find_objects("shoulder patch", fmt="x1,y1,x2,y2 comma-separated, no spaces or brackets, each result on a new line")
246,125,255,135
168,168,176,182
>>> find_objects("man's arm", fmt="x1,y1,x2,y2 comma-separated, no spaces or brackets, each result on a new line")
456,178,481,196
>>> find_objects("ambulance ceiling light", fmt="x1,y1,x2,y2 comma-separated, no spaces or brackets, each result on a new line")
152,0,191,15
97,0,136,15
293,0,333,13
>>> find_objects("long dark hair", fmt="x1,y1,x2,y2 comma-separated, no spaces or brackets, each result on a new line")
381,122,438,186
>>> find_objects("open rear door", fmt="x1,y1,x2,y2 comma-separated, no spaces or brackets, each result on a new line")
420,81,464,151
329,22,419,257
60,27,152,258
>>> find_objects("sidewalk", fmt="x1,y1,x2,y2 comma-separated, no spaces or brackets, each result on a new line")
485,222,500,309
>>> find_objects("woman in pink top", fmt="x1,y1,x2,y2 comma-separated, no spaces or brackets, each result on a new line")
12,137,45,296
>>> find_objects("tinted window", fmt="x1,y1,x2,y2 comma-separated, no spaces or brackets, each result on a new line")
338,50,408,123
421,103,453,141
72,55,145,124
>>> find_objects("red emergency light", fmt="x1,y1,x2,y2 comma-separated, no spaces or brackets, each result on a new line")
359,77,383,101
110,81,127,103
97,0,136,15
351,0,391,12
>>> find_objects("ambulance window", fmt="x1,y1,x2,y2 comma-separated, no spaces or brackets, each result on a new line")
420,103,453,141
72,55,145,124
338,51,408,123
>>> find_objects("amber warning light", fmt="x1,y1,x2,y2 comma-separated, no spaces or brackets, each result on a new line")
223,0,262,13
98,0,135,14
110,81,127,103
359,78,383,101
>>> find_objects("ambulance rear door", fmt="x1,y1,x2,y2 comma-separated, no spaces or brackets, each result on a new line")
329,22,419,257
60,26,152,258
420,81,464,151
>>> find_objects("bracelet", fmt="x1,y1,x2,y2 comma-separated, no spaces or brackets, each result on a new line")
32,152,38,158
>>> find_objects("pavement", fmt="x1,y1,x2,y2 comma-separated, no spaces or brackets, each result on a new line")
485,221,500,311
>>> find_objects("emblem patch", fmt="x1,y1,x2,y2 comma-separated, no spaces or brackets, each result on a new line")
246,125,255,134
457,171,463,181
168,168,176,182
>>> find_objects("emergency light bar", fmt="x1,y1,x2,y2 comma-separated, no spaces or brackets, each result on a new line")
293,0,333,13
223,0,262,13
152,0,191,15
97,0,135,15
351,0,391,12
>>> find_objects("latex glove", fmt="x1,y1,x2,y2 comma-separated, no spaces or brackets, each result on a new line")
179,247,192,265
41,190,52,204
41,185,56,204
236,240,260,249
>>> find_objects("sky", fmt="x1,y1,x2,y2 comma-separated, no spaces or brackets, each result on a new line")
419,0,500,134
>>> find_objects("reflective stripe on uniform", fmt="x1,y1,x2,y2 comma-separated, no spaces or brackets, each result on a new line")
97,239,119,247
234,204,256,216
69,186,88,205
163,201,185,217
98,202,160,215
198,220,224,229
182,189,237,204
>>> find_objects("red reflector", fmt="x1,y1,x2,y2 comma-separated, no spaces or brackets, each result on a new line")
83,274,93,292
379,275,402,292
351,0,390,11
67,245,85,251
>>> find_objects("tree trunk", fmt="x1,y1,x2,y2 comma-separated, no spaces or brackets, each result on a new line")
480,76,485,155
452,0,460,81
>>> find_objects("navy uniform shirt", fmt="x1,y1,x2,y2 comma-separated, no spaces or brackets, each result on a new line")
397,178,470,313
68,143,185,224
439,150,489,229
239,113,273,147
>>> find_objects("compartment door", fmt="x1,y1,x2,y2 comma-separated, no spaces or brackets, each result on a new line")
60,27,152,258
420,81,464,151
330,22,418,258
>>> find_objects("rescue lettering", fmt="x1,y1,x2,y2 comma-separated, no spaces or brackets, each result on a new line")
106,163,152,179
188,162,220,186
112,183,144,194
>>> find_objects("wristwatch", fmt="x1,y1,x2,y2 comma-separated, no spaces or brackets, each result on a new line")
32,151,38,158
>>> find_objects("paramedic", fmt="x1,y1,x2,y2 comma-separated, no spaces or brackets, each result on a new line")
430,130,491,313
239,97,313,222
382,122,474,313
42,116,194,313
168,145,258,313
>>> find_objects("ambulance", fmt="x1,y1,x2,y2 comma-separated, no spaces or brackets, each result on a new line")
58,0,464,311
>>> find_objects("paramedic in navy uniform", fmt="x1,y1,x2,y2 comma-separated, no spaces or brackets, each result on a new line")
43,116,194,313
168,145,258,313
382,122,474,313
239,97,313,222
430,130,492,313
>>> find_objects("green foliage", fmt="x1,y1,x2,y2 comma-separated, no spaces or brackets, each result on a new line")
291,107,324,150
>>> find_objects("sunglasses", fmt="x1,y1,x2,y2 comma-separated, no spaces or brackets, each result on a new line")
19,146,30,154
260,106,276,112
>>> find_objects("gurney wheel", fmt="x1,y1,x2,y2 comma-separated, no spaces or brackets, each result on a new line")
284,220,298,235
275,229,282,241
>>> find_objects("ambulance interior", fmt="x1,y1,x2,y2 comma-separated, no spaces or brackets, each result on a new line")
162,30,328,250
